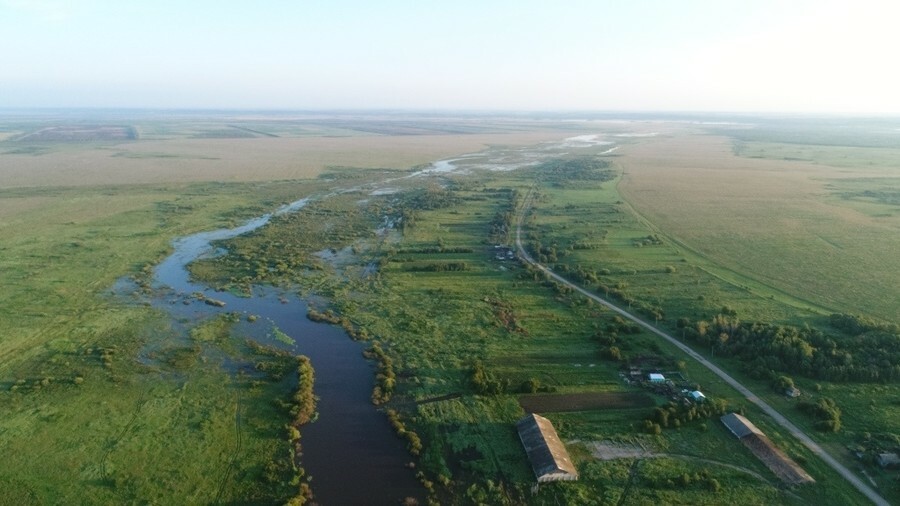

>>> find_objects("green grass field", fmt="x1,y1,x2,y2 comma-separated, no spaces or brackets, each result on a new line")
1,114,898,504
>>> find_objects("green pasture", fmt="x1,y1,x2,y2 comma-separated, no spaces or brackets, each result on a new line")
1,115,898,504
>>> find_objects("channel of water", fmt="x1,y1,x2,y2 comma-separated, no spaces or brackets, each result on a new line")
149,197,422,505
141,134,610,503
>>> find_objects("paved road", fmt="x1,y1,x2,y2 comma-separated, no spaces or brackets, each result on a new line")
515,189,889,506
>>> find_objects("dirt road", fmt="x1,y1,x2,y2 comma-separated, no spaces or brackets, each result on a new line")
515,189,889,506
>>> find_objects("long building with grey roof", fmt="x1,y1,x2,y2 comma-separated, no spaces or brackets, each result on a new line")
516,413,578,483
721,412,815,485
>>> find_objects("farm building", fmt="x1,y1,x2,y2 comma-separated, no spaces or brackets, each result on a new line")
720,413,815,485
721,413,763,438
516,413,578,483
648,373,665,383
690,390,706,402
877,453,900,468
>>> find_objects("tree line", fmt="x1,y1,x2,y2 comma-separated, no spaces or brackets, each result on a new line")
677,312,900,383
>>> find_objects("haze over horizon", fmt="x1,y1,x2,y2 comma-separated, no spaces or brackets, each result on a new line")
3,0,900,114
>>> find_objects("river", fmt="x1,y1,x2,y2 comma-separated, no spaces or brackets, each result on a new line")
149,197,423,505
141,134,617,503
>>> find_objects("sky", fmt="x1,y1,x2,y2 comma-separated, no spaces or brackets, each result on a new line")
2,0,899,113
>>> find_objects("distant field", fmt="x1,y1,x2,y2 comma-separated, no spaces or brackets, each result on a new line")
14,125,136,142
617,133,900,321
0,132,569,188
734,140,900,172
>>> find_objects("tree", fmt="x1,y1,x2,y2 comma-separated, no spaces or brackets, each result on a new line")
718,332,729,350
520,378,540,393
774,375,794,391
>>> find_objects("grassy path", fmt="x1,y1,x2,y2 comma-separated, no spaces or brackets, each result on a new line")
515,187,889,506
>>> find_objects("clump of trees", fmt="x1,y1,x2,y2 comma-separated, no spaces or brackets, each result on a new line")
396,184,461,235
409,262,470,272
488,190,519,244
397,246,473,254
679,312,900,383
306,308,342,324
471,362,510,395
773,375,795,392
798,397,842,432
365,342,396,405
307,307,370,341
291,356,317,425
535,157,615,187
283,356,317,505
642,468,722,493
633,234,663,247
386,409,423,456
643,398,729,434
485,297,528,335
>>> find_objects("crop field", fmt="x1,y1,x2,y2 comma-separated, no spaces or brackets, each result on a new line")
0,112,582,188
615,132,900,321
1,113,898,505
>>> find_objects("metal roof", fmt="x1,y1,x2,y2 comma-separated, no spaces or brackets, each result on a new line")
721,412,764,439
516,413,578,481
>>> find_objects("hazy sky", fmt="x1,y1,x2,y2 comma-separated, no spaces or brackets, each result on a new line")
2,0,899,113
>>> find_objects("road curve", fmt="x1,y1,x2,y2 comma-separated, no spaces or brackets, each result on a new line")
515,189,889,506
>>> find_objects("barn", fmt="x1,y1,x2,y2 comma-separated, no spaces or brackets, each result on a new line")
516,413,579,482
721,413,815,485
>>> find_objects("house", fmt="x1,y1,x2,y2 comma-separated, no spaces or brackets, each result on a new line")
648,373,665,383
516,413,578,482
690,390,706,402
785,386,801,398
877,453,900,468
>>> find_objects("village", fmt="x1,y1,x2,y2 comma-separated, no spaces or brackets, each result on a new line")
514,365,823,490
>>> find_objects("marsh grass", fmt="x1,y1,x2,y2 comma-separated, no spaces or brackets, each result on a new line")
0,178,331,504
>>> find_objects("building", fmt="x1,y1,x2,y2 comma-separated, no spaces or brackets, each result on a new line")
721,413,764,438
690,390,706,402
877,453,900,468
785,386,801,398
721,413,815,485
648,373,665,383
516,413,578,482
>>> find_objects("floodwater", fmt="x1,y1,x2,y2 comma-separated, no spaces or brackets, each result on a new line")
150,198,422,505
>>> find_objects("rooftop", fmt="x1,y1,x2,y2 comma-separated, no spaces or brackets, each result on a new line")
721,413,764,439
516,413,578,482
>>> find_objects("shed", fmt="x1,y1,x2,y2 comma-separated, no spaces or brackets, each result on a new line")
720,413,763,439
720,413,815,485
648,373,665,383
516,413,578,482
690,390,706,402
877,453,900,468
